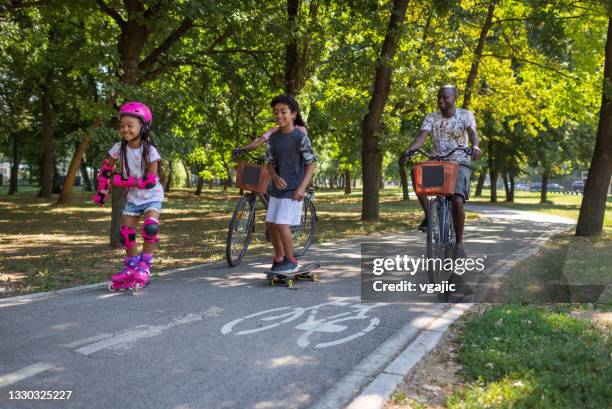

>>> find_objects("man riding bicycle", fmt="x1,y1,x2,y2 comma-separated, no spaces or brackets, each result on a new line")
401,85,482,254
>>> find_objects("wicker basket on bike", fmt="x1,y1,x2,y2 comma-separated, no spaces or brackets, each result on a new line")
413,160,459,196
235,161,271,193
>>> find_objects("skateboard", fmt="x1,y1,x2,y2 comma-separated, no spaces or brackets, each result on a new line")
266,262,320,288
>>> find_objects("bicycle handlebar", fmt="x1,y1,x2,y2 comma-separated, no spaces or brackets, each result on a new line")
232,148,266,164
410,146,473,161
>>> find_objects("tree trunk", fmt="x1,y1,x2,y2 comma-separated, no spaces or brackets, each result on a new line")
361,0,409,220
475,170,486,197
52,161,62,194
92,165,99,190
378,154,384,190
80,160,92,191
502,172,510,200
38,69,54,198
577,18,612,236
462,0,497,110
344,169,351,194
399,156,409,200
508,173,515,202
490,167,498,203
8,133,21,195
284,0,302,95
540,167,550,203
182,161,192,188
58,133,92,204
195,176,204,195
284,0,319,95
164,160,173,192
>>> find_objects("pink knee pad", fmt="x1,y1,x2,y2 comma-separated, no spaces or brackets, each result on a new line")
142,217,160,243
119,225,137,250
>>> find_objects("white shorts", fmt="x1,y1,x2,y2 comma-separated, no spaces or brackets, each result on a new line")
265,196,304,225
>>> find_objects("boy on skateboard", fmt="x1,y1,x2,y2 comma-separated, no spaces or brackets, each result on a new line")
265,94,317,273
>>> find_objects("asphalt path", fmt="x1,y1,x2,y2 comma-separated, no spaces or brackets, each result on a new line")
0,206,574,409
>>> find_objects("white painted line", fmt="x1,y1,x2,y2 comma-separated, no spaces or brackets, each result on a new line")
63,307,223,356
61,333,114,348
0,362,55,389
74,313,203,356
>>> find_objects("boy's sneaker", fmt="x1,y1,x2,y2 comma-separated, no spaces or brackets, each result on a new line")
271,258,283,272
276,256,299,274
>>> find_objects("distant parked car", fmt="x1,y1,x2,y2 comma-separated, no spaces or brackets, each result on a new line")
570,180,584,193
515,183,530,191
530,183,542,192
547,183,566,192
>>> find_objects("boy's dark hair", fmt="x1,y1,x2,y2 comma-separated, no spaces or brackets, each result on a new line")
271,93,306,127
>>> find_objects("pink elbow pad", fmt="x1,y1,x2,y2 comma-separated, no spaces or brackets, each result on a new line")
137,173,157,189
113,174,136,188
92,159,115,206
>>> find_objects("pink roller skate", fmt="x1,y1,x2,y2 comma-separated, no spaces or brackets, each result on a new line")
132,253,153,292
108,256,139,291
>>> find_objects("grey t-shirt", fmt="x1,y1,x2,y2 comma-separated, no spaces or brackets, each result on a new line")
265,128,317,199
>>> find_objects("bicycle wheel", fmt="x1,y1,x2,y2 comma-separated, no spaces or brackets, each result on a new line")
292,197,317,257
426,199,445,283
444,199,456,254
226,195,256,267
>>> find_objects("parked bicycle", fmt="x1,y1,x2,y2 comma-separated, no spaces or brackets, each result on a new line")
409,146,473,283
226,149,317,267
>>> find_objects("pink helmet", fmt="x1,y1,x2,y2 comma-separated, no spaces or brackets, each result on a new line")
119,101,152,125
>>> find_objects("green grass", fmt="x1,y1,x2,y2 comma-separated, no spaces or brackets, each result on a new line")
447,305,611,409
487,232,612,304
443,224,611,408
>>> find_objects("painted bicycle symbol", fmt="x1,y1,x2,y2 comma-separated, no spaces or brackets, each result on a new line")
221,297,385,348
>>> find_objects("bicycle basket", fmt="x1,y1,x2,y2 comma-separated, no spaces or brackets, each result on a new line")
235,162,271,193
414,161,459,195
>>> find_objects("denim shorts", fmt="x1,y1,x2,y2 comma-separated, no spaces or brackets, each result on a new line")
122,201,163,216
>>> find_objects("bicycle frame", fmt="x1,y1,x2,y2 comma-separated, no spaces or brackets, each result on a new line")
428,195,455,245
410,147,470,245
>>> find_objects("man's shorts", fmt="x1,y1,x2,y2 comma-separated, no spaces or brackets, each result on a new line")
122,201,163,216
265,196,303,225
455,164,472,201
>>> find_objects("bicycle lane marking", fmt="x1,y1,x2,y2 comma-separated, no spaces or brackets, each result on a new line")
220,297,386,349
62,307,224,356
0,363,56,389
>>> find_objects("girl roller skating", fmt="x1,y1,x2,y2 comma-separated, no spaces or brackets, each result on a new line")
92,101,164,292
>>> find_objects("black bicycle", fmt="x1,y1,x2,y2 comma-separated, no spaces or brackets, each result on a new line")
226,150,317,267
409,146,473,283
